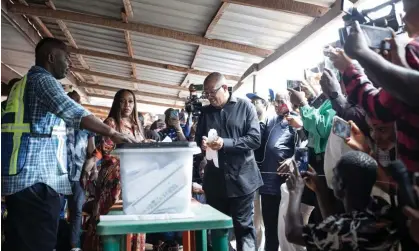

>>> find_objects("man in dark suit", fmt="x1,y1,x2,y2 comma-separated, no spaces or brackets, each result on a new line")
195,72,263,251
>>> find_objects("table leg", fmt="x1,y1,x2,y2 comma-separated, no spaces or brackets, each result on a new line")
195,230,207,251
102,235,121,251
126,234,131,251
183,231,191,251
211,229,229,251
191,231,196,251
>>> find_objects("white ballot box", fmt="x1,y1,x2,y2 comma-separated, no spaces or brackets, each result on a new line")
114,142,201,215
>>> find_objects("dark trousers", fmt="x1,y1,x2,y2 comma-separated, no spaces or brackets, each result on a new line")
206,192,256,251
67,181,86,248
260,194,281,251
4,183,61,251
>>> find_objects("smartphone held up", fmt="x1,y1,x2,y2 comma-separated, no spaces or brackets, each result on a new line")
170,110,179,119
295,147,309,173
338,0,403,50
332,116,351,139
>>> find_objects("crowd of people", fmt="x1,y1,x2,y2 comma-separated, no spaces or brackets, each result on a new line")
1,1,419,251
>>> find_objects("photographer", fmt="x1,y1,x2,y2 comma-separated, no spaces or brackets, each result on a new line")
195,72,263,251
159,108,187,142
285,151,400,250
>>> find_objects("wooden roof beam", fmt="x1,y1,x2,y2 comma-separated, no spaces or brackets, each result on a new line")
78,82,185,103
222,0,329,18
121,9,137,79
86,94,184,110
15,1,53,37
70,67,189,92
179,3,229,98
66,46,240,81
45,0,97,83
7,3,273,57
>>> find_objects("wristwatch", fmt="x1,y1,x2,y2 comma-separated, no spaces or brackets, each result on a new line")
329,91,339,100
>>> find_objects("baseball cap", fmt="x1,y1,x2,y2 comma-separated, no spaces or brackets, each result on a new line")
246,89,274,102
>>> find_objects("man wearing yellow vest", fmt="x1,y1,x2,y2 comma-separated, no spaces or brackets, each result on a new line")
1,37,138,251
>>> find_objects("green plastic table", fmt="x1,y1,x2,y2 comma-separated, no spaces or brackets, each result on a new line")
97,203,233,251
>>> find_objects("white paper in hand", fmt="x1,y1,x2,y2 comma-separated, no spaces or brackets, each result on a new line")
206,129,219,168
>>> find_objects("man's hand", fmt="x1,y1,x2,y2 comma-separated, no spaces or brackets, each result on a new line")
208,137,224,151
319,68,342,97
143,139,156,143
192,182,204,194
329,49,353,72
403,186,419,245
277,158,294,177
288,88,308,107
345,120,370,154
344,21,370,59
286,165,305,196
89,168,99,182
168,117,181,130
383,31,408,68
301,165,319,193
285,115,303,129
110,130,139,144
201,136,208,151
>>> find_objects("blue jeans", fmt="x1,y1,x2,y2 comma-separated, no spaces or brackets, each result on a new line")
66,181,86,247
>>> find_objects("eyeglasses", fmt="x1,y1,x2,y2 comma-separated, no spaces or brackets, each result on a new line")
273,99,286,105
202,86,222,98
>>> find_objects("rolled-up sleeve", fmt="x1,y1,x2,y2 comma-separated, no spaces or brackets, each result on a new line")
223,102,261,152
37,76,90,129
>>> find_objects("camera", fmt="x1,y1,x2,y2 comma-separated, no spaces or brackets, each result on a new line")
339,0,404,49
185,84,203,119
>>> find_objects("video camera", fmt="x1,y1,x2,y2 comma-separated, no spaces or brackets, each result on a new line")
185,84,203,119
339,0,404,49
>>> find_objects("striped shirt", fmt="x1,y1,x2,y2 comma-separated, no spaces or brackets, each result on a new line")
2,66,90,195
406,37,419,70
342,64,419,172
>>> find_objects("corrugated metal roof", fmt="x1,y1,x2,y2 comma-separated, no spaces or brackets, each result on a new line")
53,0,122,19
94,78,136,90
131,33,197,67
65,22,128,56
209,3,314,50
136,65,187,85
1,16,35,75
83,56,132,77
3,0,340,113
130,0,220,35
193,47,263,76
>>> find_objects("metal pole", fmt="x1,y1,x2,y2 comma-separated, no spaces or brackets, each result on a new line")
252,74,256,93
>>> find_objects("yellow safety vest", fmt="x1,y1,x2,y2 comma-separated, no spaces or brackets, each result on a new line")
1,75,30,175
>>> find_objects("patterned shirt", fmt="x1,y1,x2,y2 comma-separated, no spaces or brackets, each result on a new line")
302,197,399,251
342,64,419,172
2,66,90,195
67,128,94,181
